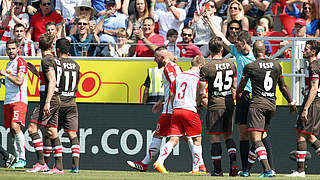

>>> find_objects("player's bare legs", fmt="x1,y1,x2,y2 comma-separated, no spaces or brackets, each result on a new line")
68,131,80,172
10,121,26,168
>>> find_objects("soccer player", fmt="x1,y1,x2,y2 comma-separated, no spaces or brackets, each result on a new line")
204,16,276,175
0,145,15,168
237,41,296,177
153,55,206,173
42,38,81,173
0,39,27,168
198,37,238,176
286,40,320,177
26,33,64,174
127,47,204,172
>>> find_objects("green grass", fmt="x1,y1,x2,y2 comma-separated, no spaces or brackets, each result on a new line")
0,168,320,180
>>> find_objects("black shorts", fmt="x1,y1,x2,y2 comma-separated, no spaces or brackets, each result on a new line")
296,100,320,135
30,95,61,128
58,105,79,132
247,107,274,132
235,91,251,124
206,106,234,135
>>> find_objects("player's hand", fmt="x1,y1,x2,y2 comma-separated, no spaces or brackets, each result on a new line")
0,70,6,76
301,109,308,123
43,102,51,116
289,104,297,113
152,102,162,114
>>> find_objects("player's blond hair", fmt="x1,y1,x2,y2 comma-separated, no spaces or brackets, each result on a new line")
191,55,206,67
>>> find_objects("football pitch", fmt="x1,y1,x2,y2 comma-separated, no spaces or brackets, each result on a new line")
0,168,320,180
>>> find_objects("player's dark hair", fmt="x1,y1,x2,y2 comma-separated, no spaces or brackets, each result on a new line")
155,46,167,53
306,40,320,55
14,23,25,31
237,30,252,45
56,38,70,54
39,33,54,51
209,36,224,55
167,29,178,37
191,55,206,67
6,39,18,48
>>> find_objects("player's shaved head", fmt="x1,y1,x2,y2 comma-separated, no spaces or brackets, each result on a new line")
191,55,206,67
253,40,266,56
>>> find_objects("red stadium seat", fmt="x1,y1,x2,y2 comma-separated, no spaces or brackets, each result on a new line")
265,31,286,55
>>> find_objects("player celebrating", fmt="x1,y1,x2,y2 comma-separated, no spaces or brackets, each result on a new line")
0,39,27,168
237,41,296,177
153,55,206,173
41,38,81,173
26,33,64,174
286,40,320,177
198,37,238,176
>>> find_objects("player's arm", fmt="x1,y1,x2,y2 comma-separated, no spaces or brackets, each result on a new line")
44,70,57,116
197,81,207,108
152,97,163,114
236,78,247,98
0,70,25,86
301,78,319,122
231,64,238,99
278,76,296,112
142,73,150,104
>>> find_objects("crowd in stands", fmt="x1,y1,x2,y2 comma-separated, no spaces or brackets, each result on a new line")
0,0,320,58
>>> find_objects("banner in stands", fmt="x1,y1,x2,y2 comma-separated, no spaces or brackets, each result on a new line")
0,57,292,105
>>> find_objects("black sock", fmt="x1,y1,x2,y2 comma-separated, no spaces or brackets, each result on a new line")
297,141,307,173
262,136,274,170
225,138,237,167
0,145,9,160
240,140,249,171
211,143,222,173
71,137,80,169
311,139,320,157
254,141,271,172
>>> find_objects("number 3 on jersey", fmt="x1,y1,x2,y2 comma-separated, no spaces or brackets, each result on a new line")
177,82,187,99
214,70,233,91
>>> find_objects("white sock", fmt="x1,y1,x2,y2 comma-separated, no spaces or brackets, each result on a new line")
15,131,26,161
192,145,203,171
141,138,162,164
187,137,195,166
12,136,18,160
156,141,174,165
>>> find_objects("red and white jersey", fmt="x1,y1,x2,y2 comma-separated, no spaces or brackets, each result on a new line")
173,69,199,113
4,56,28,104
162,61,182,114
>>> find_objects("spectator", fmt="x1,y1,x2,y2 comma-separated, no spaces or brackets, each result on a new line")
1,0,13,17
55,0,80,30
226,20,242,44
69,0,97,35
109,29,131,57
177,27,202,57
1,0,29,42
13,23,36,56
242,0,273,32
184,0,197,27
127,0,151,38
315,0,320,19
166,29,180,57
222,0,249,36
191,0,222,57
45,21,59,43
63,16,100,56
26,0,39,15
26,0,63,42
254,25,272,56
93,0,122,17
150,0,186,41
95,0,128,44
286,0,319,36
215,0,229,21
128,17,165,57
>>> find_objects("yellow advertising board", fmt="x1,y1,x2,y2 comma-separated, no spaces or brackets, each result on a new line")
0,57,292,105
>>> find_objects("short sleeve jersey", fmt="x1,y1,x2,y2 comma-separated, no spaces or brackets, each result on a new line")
230,44,255,92
305,60,320,102
39,54,61,99
162,61,182,114
242,58,283,111
200,58,237,110
173,69,200,113
59,58,80,103
4,57,28,104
